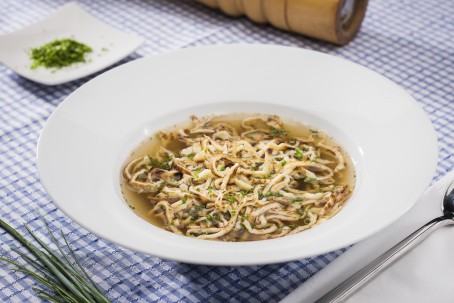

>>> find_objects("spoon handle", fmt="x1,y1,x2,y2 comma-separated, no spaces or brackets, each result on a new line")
316,215,454,303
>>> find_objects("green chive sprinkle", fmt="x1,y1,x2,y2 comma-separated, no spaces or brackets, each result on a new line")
29,39,92,70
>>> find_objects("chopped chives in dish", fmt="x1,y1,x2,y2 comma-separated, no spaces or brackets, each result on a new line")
29,38,92,70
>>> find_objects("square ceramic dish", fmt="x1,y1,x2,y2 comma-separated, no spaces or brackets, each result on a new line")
0,2,144,85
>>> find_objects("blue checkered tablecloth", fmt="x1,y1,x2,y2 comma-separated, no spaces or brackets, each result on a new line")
0,0,453,302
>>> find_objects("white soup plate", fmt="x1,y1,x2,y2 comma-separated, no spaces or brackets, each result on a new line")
37,45,438,265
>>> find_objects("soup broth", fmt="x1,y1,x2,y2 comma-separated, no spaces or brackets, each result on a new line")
121,114,355,242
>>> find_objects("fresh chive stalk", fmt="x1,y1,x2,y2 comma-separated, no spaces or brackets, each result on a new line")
0,217,111,303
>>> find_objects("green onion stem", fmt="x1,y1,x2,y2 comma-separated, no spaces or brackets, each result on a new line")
0,217,112,303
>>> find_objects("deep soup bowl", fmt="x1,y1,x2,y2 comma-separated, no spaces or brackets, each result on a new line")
37,45,437,265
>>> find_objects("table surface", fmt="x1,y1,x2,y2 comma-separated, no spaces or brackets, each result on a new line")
0,0,453,302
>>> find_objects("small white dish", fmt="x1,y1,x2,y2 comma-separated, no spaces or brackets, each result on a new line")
0,2,144,85
37,45,438,265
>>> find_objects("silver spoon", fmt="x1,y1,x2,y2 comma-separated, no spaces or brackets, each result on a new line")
316,179,454,303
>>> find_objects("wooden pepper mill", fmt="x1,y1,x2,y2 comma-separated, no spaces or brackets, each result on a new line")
197,0,368,45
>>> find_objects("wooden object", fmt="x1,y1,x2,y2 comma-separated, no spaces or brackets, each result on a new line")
197,0,368,45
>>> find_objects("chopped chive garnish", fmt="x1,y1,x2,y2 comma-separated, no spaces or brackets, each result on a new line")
29,39,92,70
294,147,303,159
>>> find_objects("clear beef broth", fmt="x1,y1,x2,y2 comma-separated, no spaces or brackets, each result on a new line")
121,114,355,242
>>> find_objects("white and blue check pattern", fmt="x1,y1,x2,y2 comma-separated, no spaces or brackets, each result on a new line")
0,0,452,302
